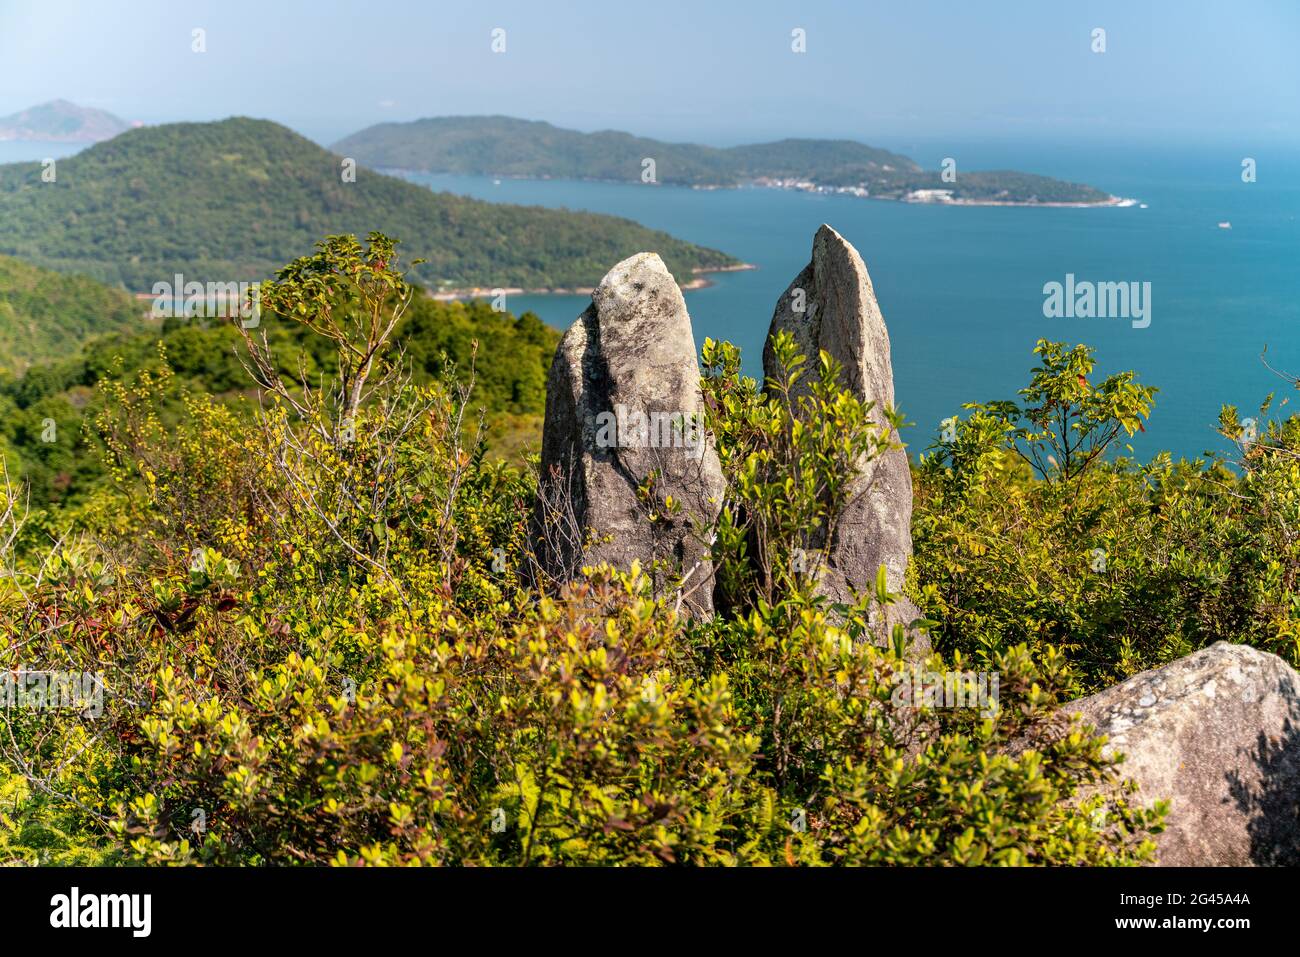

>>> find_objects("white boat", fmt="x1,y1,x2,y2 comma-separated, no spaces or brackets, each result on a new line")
1218,221,1232,229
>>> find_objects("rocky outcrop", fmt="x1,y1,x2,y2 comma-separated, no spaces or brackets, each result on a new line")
535,253,725,616
533,226,925,638
1066,642,1300,866
764,224,921,643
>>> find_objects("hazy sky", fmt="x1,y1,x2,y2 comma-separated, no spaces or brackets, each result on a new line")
1,0,1295,148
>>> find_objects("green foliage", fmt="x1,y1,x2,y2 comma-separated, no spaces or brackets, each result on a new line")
971,339,1156,482
0,118,738,291
0,253,140,375
700,332,899,611
107,578,1160,866
0,770,113,866
400,299,555,416
334,117,918,189
246,231,421,428
884,169,1110,203
0,265,560,508
0,236,1168,867
914,340,1300,691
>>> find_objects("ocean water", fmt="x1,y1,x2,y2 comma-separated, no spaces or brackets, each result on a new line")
401,141,1299,463
0,141,85,164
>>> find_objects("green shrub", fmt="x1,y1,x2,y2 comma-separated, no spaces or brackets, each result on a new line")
913,339,1300,692
0,237,1173,866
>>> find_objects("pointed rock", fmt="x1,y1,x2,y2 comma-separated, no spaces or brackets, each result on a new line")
535,253,725,616
764,224,920,643
1065,642,1300,865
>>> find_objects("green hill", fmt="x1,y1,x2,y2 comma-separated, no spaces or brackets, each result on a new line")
331,116,916,187
0,254,142,375
332,115,1111,203
333,115,745,186
0,117,739,291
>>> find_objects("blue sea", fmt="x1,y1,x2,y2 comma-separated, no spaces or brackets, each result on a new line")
0,141,85,164
399,140,1300,463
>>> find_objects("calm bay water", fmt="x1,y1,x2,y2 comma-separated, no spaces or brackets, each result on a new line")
0,141,85,164
402,141,1300,463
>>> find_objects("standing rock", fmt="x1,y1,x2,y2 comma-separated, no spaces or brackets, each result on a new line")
535,252,725,617
764,224,921,645
1066,642,1300,866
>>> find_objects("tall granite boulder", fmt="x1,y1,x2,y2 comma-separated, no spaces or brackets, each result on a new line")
1065,642,1300,866
535,252,725,616
764,224,921,644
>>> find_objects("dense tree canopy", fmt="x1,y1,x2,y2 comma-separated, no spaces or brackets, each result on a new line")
0,254,141,375
0,118,738,291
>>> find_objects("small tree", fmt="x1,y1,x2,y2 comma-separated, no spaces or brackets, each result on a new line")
239,232,421,440
236,233,484,606
969,339,1155,482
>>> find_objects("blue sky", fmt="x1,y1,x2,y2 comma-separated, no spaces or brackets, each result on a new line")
1,0,1295,147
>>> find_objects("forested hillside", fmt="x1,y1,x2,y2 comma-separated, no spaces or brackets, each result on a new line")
0,254,141,374
0,118,739,291
0,285,558,506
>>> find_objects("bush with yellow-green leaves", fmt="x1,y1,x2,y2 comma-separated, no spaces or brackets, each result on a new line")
912,339,1300,695
0,234,1175,866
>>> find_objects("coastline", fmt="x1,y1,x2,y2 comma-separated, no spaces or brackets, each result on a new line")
388,167,1130,210
899,192,1137,208
426,261,758,301
119,173,1133,307
125,261,759,305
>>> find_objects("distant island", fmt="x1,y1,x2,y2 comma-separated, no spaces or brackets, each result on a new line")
0,117,739,292
0,99,132,143
332,115,1119,206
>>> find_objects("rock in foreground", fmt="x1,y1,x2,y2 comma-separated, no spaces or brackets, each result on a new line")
764,224,920,641
535,252,725,616
1068,642,1300,866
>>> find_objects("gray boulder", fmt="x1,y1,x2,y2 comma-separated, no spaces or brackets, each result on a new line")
764,224,921,645
1066,642,1300,866
535,252,725,616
